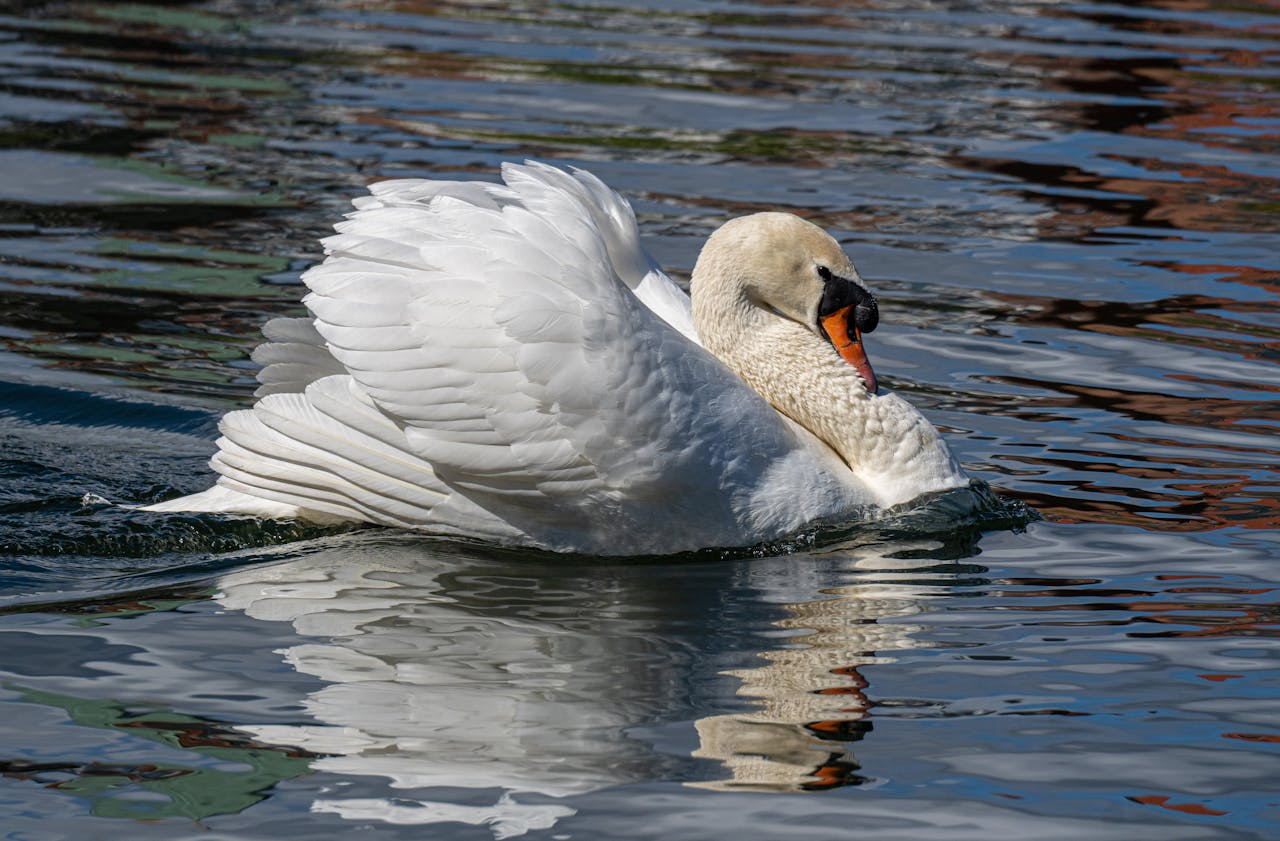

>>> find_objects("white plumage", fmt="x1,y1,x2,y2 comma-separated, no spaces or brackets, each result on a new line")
146,162,969,553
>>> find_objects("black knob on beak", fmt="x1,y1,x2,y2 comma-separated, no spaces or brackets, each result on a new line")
818,266,878,334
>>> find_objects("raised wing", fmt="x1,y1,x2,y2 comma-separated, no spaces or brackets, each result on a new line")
208,163,823,552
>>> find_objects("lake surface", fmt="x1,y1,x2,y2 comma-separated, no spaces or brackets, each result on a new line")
1,0,1278,838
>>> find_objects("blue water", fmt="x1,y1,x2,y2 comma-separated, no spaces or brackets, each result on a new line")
1,1,1278,838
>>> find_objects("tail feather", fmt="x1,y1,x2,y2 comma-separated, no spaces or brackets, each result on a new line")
211,389,447,525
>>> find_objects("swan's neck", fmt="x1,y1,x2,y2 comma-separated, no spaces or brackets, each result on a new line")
692,270,964,506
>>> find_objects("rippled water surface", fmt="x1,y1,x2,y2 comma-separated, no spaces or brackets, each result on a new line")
2,1,1278,838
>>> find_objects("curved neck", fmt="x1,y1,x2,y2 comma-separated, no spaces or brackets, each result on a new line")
693,276,869,464
691,265,963,506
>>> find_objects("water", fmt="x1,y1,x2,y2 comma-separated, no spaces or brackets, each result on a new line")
1,0,1278,837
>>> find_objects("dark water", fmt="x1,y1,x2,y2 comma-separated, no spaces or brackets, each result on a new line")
2,1,1278,838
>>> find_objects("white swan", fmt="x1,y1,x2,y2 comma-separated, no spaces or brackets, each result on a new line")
145,162,968,554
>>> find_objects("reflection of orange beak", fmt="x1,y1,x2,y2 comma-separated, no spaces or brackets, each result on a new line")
820,305,878,394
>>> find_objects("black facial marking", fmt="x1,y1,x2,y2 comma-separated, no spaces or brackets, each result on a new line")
817,266,878,334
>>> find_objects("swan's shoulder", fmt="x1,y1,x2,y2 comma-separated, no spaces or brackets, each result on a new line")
201,162,853,553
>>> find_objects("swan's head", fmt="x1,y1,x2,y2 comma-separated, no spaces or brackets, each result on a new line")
694,212,880,394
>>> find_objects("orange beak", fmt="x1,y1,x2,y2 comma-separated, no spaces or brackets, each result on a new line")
820,305,878,394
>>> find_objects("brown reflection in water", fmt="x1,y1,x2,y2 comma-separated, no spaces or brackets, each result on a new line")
1222,732,1280,744
984,356,1279,530
1141,261,1280,299
114,718,321,757
1127,793,1229,817
994,376,1279,435
1005,477,1280,532
954,151,1279,241
955,2,1280,242
1,758,194,783
980,288,1280,367
969,278,1279,531
1126,598,1280,638
988,583,1280,641
1063,3,1279,152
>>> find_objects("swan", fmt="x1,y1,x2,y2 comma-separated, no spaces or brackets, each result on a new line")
145,162,969,554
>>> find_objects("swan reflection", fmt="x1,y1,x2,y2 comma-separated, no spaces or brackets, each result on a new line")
212,534,965,835
692,546,946,792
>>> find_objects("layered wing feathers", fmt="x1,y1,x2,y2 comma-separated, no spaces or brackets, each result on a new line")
208,162,810,552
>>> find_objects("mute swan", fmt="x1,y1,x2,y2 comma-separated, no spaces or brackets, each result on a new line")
146,162,969,553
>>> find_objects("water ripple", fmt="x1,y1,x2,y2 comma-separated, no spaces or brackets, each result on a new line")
1,0,1278,838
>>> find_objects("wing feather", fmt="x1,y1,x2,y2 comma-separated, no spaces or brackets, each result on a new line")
252,316,345,397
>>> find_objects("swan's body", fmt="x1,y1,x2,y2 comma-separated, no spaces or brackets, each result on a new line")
146,162,967,553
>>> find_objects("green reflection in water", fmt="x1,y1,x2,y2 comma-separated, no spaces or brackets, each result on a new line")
70,594,210,626
6,685,316,821
94,237,296,298
13,341,153,363
210,133,269,149
91,3,242,34
98,158,290,206
389,118,901,163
